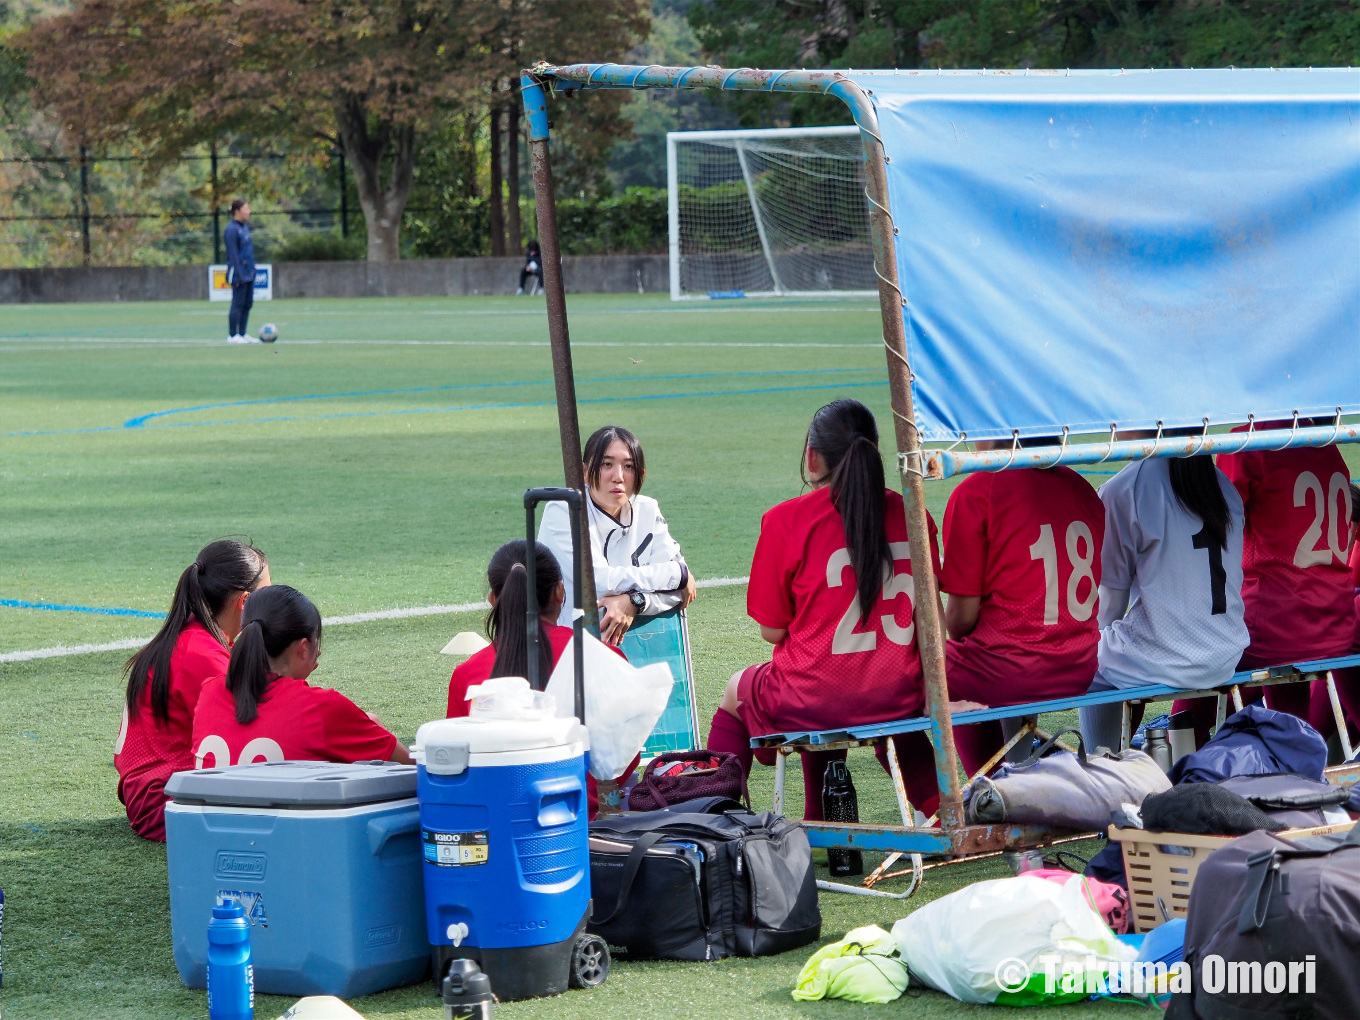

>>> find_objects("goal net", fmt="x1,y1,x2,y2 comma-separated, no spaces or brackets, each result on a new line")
667,126,876,299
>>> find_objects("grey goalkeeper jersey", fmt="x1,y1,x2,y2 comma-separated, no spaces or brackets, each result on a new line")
1095,457,1249,691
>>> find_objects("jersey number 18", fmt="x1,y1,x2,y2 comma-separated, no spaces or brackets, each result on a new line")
1028,522,1098,625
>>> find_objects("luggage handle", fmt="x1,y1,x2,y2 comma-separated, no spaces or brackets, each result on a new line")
1017,728,1088,767
591,831,667,926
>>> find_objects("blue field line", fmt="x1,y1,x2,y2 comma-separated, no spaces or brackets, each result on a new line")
120,367,876,428
0,598,164,619
137,379,888,431
4,368,878,437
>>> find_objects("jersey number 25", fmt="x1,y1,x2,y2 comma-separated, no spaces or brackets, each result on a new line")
828,543,915,654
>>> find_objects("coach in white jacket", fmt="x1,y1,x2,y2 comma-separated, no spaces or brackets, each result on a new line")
539,425,696,644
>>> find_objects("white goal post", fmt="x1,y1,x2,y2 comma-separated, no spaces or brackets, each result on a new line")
666,126,878,300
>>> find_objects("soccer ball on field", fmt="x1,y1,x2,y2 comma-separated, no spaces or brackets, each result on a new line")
259,323,278,343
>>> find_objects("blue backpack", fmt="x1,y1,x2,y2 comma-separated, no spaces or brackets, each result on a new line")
1168,704,1328,785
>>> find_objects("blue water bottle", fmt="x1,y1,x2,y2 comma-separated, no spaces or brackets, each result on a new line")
207,901,254,1020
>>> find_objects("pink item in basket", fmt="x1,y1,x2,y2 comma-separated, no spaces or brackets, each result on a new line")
1027,869,1130,934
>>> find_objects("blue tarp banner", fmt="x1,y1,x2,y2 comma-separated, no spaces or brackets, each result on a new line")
849,69,1360,441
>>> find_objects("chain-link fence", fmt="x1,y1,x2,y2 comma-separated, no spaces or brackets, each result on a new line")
0,144,668,268
0,147,359,268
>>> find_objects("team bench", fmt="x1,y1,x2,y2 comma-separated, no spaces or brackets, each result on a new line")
748,653,1360,895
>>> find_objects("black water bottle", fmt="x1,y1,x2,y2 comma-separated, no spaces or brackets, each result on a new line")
443,958,494,1020
822,760,863,877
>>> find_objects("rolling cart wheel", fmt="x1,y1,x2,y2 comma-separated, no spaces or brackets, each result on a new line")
569,932,610,989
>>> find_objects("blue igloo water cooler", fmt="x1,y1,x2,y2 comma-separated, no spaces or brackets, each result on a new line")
415,709,600,1000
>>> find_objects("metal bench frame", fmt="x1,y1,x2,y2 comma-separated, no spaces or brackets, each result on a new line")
518,63,1359,898
755,654,1360,896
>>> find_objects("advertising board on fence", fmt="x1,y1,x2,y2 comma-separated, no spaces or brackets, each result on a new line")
207,264,273,302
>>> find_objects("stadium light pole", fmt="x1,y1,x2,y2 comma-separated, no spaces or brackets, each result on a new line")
525,63,965,831
521,75,601,637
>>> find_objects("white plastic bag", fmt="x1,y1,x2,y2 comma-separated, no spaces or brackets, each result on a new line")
890,873,1137,1005
544,631,673,780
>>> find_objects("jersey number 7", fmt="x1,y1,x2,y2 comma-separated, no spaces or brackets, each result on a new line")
827,542,915,654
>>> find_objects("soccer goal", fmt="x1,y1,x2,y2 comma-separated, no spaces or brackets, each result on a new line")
667,126,877,300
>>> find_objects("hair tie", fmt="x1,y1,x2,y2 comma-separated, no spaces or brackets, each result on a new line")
195,561,206,575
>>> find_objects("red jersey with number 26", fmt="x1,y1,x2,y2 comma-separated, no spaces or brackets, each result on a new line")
746,487,939,731
1218,441,1355,667
192,674,396,768
940,467,1105,704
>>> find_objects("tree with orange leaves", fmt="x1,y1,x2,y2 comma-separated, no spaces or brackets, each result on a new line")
22,0,647,261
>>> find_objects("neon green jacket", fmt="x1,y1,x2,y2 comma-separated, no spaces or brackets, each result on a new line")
792,925,909,1004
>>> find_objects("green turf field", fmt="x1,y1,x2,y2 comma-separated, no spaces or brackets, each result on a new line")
1,294,1355,1019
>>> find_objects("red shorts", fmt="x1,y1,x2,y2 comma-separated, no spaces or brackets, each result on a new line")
735,660,924,736
118,768,174,842
735,661,793,740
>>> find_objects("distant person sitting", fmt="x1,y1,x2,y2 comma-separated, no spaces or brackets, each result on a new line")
518,240,543,295
224,199,258,344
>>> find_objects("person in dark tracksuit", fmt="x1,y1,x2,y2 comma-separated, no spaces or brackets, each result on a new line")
223,199,258,343
517,240,543,295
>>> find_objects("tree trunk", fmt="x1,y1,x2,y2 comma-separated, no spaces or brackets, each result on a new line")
336,96,416,262
488,101,506,257
506,98,521,255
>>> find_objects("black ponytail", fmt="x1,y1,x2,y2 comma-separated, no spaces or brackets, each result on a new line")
805,399,892,623
486,539,562,689
1168,456,1233,550
124,539,267,724
225,585,321,725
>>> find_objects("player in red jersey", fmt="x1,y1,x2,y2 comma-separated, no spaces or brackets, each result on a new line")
193,585,411,767
1172,431,1356,743
706,399,943,820
114,539,269,841
940,456,1105,775
448,539,636,818
1315,483,1360,745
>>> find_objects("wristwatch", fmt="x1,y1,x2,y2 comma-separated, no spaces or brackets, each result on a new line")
627,590,647,610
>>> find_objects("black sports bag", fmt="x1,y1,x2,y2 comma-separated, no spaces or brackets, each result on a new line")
587,808,820,961
1166,822,1360,1020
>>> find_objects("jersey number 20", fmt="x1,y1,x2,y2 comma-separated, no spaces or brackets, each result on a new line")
195,735,285,769
828,543,915,654
1293,471,1352,568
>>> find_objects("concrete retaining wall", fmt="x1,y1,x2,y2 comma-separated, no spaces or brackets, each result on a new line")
0,254,668,303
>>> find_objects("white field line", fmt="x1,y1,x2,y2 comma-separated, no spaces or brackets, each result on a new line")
0,338,879,349
0,576,750,664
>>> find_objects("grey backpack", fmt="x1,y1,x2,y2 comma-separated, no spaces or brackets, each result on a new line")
1166,823,1360,1020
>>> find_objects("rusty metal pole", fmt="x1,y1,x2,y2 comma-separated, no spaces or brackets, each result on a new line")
522,75,600,635
851,86,965,831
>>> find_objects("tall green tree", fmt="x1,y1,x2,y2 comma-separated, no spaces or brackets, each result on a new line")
21,0,646,261
688,0,1360,125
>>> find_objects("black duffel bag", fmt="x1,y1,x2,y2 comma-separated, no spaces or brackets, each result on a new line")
587,807,820,961
1166,822,1360,1020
